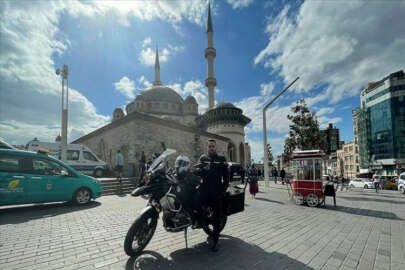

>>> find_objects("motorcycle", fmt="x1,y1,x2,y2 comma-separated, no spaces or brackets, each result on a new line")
124,149,246,257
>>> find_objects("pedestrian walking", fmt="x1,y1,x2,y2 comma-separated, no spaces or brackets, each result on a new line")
272,167,278,184
248,165,259,199
280,168,286,185
240,167,246,184
115,150,124,192
373,172,380,193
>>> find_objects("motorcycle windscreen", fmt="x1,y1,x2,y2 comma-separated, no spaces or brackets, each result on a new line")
147,149,177,174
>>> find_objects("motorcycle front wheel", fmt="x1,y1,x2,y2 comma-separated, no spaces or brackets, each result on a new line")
202,214,227,236
124,210,158,257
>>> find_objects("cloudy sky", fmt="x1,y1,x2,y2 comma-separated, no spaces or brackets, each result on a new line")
1,0,404,163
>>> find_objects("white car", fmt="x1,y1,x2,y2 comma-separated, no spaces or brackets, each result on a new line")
349,178,374,189
399,173,405,194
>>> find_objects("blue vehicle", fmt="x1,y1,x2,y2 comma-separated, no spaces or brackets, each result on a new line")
0,148,102,206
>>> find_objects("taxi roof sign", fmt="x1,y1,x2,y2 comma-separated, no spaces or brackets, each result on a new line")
37,147,50,154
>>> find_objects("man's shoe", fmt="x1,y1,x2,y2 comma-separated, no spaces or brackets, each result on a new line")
192,220,200,229
207,236,218,252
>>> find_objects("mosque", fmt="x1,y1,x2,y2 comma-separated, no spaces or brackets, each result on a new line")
73,4,252,175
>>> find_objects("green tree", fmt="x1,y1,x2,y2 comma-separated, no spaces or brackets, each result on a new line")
283,99,326,162
266,143,273,166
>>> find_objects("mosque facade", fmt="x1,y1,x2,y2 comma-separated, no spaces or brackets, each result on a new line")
73,4,251,176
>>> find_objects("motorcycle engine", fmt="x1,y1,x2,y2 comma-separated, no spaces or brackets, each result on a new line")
160,193,191,232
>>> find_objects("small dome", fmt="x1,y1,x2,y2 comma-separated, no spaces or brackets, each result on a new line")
215,102,236,109
136,86,184,104
113,107,125,122
185,95,197,104
135,95,146,101
114,107,124,114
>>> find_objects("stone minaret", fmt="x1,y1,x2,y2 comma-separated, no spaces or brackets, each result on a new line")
153,47,162,86
205,3,217,109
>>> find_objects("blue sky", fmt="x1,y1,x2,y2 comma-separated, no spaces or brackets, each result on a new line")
1,0,404,163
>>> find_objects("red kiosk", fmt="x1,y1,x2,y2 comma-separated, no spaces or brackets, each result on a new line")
290,150,325,207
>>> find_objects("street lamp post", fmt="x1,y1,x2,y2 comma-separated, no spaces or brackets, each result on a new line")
263,77,299,187
56,65,69,163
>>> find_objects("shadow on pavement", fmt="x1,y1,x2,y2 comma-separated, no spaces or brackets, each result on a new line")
255,197,284,205
0,201,101,225
125,235,313,270
323,205,403,220
356,192,404,199
340,196,405,205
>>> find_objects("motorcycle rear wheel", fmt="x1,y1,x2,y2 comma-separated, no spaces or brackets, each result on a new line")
124,211,158,257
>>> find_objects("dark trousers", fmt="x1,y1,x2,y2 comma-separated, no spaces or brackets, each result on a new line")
206,198,222,243
200,191,223,244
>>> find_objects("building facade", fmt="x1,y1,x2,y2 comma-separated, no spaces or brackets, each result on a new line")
343,142,356,178
357,70,405,176
336,149,344,178
352,109,360,174
322,123,341,155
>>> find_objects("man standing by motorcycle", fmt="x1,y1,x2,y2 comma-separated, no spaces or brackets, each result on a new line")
196,139,229,252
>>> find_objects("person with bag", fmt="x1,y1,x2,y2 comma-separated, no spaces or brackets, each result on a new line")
248,165,259,199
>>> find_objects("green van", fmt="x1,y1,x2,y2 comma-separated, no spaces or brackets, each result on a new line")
0,149,101,206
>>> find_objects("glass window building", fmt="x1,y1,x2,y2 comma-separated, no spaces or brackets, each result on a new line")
357,70,405,176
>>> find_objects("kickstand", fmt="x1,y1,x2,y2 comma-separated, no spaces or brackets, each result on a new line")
184,227,188,248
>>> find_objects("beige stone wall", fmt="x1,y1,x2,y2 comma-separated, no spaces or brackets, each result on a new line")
207,124,246,166
75,113,229,177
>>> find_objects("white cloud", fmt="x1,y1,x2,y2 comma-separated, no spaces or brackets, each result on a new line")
255,0,405,105
95,0,210,27
227,0,255,9
142,37,152,47
114,76,136,99
0,1,109,145
247,136,285,163
316,107,335,117
0,0,213,146
168,80,209,113
260,82,274,96
235,95,293,134
139,44,184,66
139,75,153,88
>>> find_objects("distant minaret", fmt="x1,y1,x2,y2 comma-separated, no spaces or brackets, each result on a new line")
153,47,162,86
205,2,217,109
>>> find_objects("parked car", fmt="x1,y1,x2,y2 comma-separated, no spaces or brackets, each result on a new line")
349,178,374,189
0,148,102,206
0,138,15,150
26,139,108,177
399,173,405,194
385,178,398,190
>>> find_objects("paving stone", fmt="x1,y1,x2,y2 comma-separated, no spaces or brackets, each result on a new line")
1,183,405,270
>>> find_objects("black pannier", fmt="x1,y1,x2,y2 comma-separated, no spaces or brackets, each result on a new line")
225,185,245,215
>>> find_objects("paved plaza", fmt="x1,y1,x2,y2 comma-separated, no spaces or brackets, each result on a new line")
1,182,404,270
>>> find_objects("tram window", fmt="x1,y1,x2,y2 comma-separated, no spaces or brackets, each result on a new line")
293,160,305,180
305,159,314,180
314,159,322,179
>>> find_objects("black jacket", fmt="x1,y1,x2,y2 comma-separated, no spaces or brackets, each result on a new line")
196,153,229,199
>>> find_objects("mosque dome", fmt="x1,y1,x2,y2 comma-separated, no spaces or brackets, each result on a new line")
135,86,184,104
185,95,197,104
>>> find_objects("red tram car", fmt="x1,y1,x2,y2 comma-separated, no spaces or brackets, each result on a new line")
290,150,326,207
